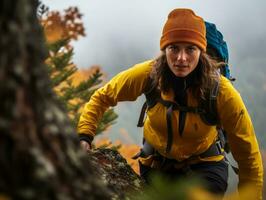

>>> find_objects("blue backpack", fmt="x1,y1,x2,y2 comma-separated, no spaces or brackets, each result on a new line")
205,21,235,81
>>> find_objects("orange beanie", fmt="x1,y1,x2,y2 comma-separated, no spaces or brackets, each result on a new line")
160,8,207,51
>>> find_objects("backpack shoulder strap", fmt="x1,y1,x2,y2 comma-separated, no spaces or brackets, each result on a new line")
137,77,159,127
200,78,220,125
144,76,160,107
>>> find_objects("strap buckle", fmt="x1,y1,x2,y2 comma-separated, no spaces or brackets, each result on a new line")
215,139,223,154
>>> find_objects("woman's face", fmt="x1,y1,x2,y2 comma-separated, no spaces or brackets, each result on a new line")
165,42,201,77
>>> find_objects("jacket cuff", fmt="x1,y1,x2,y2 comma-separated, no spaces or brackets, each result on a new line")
79,133,94,145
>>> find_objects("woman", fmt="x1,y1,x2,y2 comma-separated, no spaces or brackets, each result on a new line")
78,8,263,198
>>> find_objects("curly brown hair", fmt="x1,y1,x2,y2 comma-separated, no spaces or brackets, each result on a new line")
150,51,223,100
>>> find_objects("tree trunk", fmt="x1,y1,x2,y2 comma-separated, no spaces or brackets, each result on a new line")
0,0,110,199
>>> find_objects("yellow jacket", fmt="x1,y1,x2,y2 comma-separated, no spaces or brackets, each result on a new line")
78,60,263,196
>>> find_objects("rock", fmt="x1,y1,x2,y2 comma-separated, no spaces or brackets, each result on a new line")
89,148,145,199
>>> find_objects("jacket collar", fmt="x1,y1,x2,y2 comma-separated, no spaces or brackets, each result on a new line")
160,70,196,102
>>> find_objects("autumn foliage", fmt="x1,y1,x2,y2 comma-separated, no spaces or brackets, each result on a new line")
40,7,85,43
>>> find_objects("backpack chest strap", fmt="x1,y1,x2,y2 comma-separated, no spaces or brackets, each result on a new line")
163,101,206,153
138,98,205,154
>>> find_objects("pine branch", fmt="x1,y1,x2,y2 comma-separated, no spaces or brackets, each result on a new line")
51,65,77,87
47,38,70,54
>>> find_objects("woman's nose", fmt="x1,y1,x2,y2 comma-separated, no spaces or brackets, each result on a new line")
177,50,187,61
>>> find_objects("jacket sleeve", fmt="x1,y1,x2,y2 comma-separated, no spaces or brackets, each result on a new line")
217,77,263,199
77,60,153,139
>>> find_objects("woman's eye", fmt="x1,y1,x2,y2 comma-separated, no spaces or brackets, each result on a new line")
187,47,196,53
168,45,178,51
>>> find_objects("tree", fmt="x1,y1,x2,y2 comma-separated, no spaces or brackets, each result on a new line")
0,0,110,199
39,5,118,134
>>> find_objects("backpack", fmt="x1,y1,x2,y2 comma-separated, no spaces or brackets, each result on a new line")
205,21,235,82
205,21,235,153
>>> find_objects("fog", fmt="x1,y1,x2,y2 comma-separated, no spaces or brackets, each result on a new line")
42,0,266,145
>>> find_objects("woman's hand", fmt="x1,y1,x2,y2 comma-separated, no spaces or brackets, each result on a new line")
80,140,91,152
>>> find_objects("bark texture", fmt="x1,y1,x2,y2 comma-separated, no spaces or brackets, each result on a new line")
0,1,111,199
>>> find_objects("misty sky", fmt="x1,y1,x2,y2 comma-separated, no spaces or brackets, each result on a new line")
42,0,266,144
